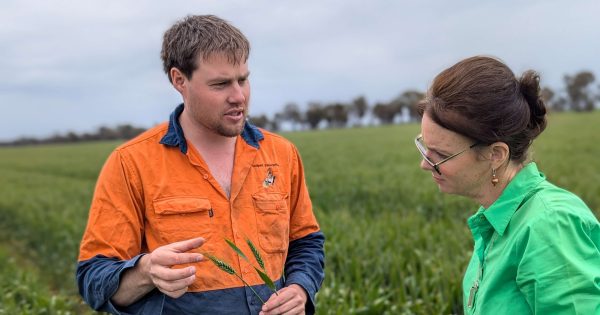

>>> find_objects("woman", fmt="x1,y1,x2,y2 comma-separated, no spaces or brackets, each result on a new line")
416,56,600,314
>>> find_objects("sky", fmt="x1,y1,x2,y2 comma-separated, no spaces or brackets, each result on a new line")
1,0,599,141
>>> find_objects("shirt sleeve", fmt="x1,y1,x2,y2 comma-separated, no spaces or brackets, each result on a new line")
284,144,325,315
516,209,600,314
76,149,150,312
78,149,145,261
76,254,165,314
284,231,325,315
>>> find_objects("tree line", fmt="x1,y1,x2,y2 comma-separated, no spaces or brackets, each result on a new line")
1,70,598,146
251,70,600,131
0,125,147,147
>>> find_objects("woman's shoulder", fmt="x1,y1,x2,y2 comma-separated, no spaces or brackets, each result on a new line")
523,180,598,230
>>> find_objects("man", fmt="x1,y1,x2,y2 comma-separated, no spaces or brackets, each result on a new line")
77,15,325,315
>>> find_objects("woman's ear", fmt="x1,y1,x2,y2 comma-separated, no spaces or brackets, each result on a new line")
489,142,510,169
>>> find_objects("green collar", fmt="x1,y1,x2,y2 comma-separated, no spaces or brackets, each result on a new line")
475,162,546,236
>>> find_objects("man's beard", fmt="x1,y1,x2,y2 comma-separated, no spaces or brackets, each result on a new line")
215,119,245,137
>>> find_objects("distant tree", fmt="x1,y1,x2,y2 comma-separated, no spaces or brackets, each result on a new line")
564,71,596,111
66,132,80,142
392,90,425,121
324,102,349,128
1,123,149,146
273,112,284,131
282,102,303,130
6,137,39,146
541,86,555,104
98,126,119,140
541,86,567,112
372,102,396,124
249,114,269,129
350,96,368,125
116,124,145,139
269,119,279,131
305,102,325,129
81,132,99,141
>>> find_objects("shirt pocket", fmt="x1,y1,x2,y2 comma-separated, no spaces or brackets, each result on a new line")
152,196,214,247
252,192,290,253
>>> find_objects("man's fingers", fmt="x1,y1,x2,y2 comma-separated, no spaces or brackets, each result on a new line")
262,292,289,312
261,285,307,315
283,304,305,315
151,265,197,282
268,301,295,314
154,274,196,295
168,237,205,252
261,300,304,315
159,285,190,299
172,252,204,266
155,276,195,292
152,251,203,266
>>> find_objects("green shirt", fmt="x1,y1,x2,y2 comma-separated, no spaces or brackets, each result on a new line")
463,162,600,314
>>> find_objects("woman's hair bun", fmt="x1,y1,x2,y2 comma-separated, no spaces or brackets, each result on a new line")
519,70,547,138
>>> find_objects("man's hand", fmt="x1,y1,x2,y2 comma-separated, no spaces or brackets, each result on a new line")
143,237,205,299
259,284,307,315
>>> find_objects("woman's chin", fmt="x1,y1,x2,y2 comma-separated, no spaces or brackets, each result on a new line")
437,184,453,194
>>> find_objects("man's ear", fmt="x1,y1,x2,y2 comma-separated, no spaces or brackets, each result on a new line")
489,142,510,169
170,68,187,94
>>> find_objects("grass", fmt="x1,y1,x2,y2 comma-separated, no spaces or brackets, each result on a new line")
0,111,598,314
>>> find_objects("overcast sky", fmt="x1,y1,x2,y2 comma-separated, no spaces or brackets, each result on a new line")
1,0,599,141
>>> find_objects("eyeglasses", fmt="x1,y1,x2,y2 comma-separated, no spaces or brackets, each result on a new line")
415,134,479,175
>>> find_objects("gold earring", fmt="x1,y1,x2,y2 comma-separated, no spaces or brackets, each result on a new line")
491,168,499,186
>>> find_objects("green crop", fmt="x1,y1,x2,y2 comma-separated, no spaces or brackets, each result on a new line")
0,112,598,314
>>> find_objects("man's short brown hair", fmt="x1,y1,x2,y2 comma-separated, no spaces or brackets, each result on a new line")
161,15,250,82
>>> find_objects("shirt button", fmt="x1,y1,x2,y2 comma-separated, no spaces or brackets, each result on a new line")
203,174,209,180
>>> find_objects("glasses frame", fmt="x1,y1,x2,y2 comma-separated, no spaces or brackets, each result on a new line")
415,134,479,175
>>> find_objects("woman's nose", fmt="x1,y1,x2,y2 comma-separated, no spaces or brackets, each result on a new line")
420,159,432,171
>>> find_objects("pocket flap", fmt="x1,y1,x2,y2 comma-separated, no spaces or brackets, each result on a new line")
153,197,211,215
252,192,288,210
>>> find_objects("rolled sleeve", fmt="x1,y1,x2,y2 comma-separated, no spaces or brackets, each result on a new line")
284,231,325,315
76,254,162,314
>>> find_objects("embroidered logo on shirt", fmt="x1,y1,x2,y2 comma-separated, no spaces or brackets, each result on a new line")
263,168,276,187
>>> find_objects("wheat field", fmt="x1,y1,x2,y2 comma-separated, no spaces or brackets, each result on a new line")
1,111,598,314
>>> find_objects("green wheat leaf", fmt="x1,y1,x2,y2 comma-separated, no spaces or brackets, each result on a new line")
253,266,277,294
225,239,250,262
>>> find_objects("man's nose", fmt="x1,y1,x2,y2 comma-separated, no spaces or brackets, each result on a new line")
227,83,246,104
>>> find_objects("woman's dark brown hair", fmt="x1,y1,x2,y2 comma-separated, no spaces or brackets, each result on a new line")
418,56,547,163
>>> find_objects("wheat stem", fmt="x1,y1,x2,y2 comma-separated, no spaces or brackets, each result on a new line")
234,273,266,304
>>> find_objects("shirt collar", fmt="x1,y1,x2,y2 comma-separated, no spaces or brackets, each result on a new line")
478,162,546,236
159,103,264,153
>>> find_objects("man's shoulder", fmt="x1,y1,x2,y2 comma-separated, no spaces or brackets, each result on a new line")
258,128,296,149
115,122,169,153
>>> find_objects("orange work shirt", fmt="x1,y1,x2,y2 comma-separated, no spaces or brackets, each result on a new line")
78,112,321,293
